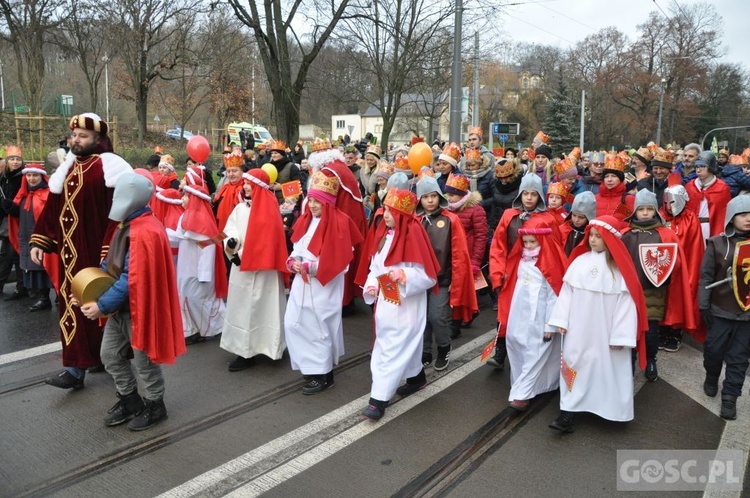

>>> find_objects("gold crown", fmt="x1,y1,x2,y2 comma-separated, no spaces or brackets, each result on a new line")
384,188,418,215
719,148,730,157
309,170,340,197
465,148,482,163
567,146,581,161
223,151,244,169
729,154,748,166
441,142,461,162
269,140,287,152
445,172,470,192
494,160,515,178
468,126,483,137
534,131,550,145
154,145,164,154
394,156,410,170
647,141,659,153
547,182,569,197
159,154,175,166
651,148,675,167
376,161,394,176
311,138,332,152
553,156,577,176
633,146,653,163
604,153,627,172
5,145,22,158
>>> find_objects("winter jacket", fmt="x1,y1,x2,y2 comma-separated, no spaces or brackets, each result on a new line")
447,191,488,273
464,167,495,215
595,181,634,221
721,165,750,197
636,176,669,208
489,175,522,230
0,165,24,224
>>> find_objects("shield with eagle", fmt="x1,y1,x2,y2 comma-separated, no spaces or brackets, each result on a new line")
638,243,678,287
732,240,750,311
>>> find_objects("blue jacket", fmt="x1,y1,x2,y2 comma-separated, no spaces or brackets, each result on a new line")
721,165,750,197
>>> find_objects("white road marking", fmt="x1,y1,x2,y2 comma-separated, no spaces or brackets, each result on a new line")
157,330,498,498
0,342,61,366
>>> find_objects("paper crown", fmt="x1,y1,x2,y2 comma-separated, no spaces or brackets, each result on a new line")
494,159,515,178
729,154,748,166
567,147,581,161
310,138,331,153
533,131,550,145
268,140,287,152
418,166,435,179
651,148,675,168
440,142,462,164
526,147,536,160
633,146,653,164
154,145,164,154
384,188,418,215
603,153,627,172
223,150,244,169
547,182,571,200
223,145,233,153
647,142,659,153
468,126,483,137
411,136,425,145
465,148,482,163
394,156,410,171
309,170,340,197
376,161,394,178
159,154,175,167
553,156,578,179
445,172,470,193
5,145,22,158
365,145,382,158
492,147,505,158
719,148,730,157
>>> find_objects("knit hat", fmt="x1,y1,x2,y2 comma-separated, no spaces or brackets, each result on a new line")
534,144,552,160
386,172,409,190
443,172,470,197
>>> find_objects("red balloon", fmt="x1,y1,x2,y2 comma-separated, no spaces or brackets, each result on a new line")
186,135,211,163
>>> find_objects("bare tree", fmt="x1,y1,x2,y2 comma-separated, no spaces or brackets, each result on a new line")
227,0,356,145
0,0,67,113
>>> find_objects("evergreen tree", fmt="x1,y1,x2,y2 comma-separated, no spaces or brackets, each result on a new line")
542,69,579,156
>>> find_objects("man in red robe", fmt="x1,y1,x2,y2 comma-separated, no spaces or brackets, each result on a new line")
685,152,731,240
214,151,245,232
30,113,132,389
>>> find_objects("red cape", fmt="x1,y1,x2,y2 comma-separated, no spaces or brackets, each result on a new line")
214,181,244,232
685,178,732,237
621,225,698,339
128,214,186,364
240,183,289,278
153,171,178,191
497,217,567,336
441,210,479,322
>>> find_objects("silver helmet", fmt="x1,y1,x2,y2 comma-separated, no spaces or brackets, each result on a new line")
663,184,689,217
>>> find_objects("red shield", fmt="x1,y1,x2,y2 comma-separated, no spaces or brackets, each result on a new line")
732,240,750,311
638,243,678,288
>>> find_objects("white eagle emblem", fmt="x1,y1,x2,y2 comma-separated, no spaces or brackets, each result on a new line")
638,243,678,287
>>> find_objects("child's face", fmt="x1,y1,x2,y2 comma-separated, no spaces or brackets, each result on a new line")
588,227,606,253
520,190,539,210
420,192,442,213
547,194,563,209
181,194,189,208
383,206,396,228
732,212,750,232
242,182,252,198
635,205,656,221
308,197,323,218
571,212,588,228
158,164,171,176
603,173,621,189
522,235,539,250
25,173,42,187
445,193,462,204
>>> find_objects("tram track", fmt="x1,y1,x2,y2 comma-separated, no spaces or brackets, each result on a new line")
15,349,374,498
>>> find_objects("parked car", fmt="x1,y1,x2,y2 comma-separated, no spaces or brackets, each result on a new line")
166,128,194,141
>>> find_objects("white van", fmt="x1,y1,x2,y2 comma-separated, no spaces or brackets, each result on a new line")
227,122,273,147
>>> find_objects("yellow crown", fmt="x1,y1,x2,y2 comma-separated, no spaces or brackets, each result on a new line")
269,140,287,152
729,154,747,166
633,146,653,163
547,182,569,197
5,145,22,158
553,156,577,176
465,148,482,163
311,138,332,152
223,151,244,169
468,126,483,137
604,153,627,172
445,172,470,192
376,161,394,176
394,156,410,171
567,146,581,161
441,142,462,162
651,148,675,167
384,188,418,215
159,154,175,167
309,170,340,197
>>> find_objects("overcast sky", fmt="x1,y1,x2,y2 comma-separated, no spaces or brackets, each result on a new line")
500,0,749,70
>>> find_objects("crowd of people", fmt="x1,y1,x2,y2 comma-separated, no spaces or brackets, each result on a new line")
1,114,750,434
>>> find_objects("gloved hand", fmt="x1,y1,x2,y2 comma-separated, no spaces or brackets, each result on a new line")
230,254,241,266
226,238,238,249
700,309,714,329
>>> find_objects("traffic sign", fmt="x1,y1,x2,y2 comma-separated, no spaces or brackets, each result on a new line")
492,122,520,135
499,134,508,143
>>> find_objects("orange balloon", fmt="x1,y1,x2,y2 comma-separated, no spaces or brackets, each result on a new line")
408,142,433,175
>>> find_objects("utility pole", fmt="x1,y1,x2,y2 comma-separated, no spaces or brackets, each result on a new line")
656,78,666,144
472,32,479,128
102,54,110,123
579,90,585,150
449,0,463,143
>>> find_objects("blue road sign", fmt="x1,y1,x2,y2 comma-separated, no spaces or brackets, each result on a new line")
500,134,508,143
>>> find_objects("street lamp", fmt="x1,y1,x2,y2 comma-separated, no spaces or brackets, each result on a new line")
0,58,5,111
656,77,666,144
102,54,110,123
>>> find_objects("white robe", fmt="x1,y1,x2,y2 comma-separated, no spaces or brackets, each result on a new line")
506,259,560,402
169,216,226,338
220,202,287,360
547,250,637,422
363,234,436,402
284,217,347,375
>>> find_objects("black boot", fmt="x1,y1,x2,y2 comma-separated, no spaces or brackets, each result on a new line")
104,391,145,426
45,370,84,390
29,292,52,312
302,371,334,395
549,410,575,433
396,368,427,397
486,337,507,371
703,374,719,397
644,358,658,382
362,398,388,421
435,345,451,371
128,398,168,431
720,395,737,420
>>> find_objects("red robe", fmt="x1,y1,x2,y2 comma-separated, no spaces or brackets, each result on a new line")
153,171,179,191
620,225,699,339
213,180,244,232
595,182,634,227
443,210,479,322
685,178,732,237
489,208,560,290
128,214,186,364
31,153,131,368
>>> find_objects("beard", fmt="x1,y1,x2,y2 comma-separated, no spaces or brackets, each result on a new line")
71,140,99,156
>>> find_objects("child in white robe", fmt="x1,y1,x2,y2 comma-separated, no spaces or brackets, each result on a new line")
547,215,648,433
356,188,439,421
